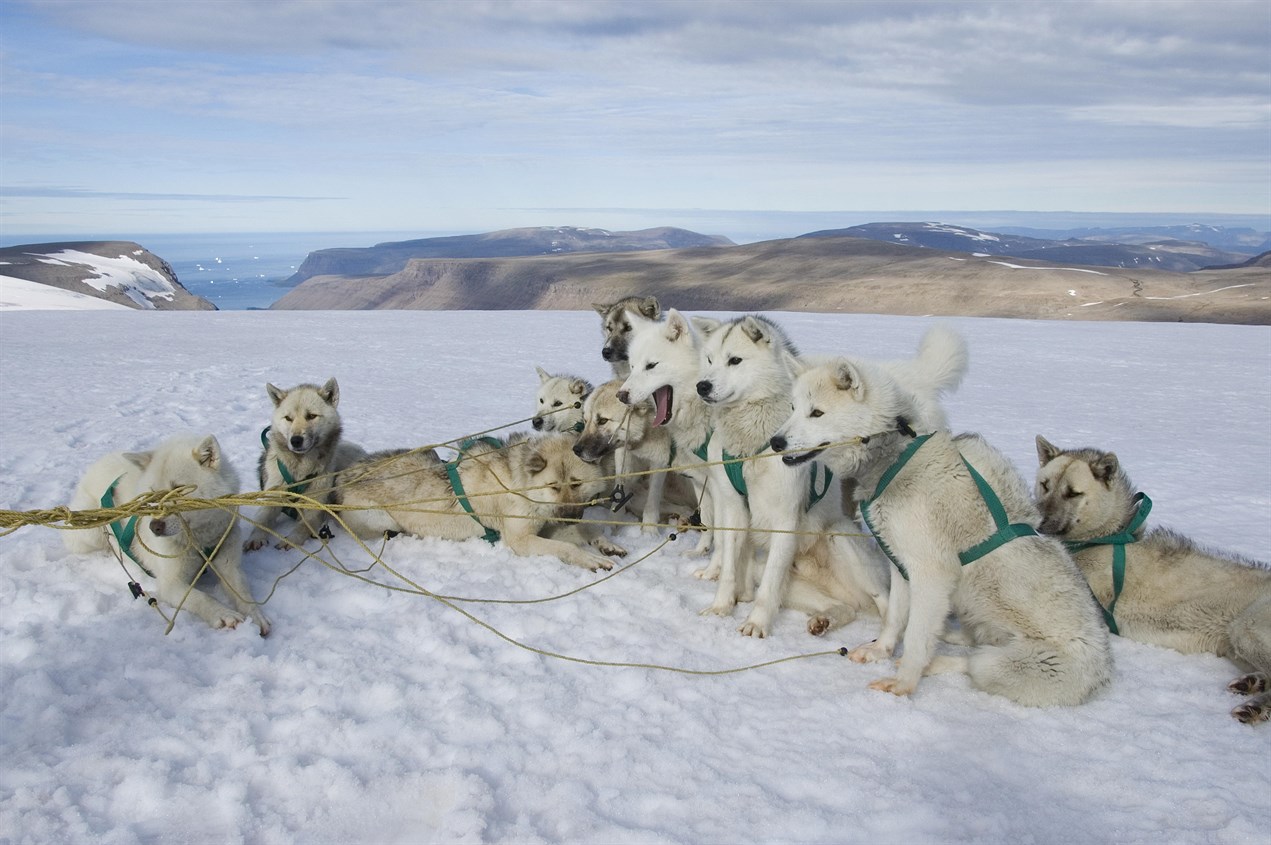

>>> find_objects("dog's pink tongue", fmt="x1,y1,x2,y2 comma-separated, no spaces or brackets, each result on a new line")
653,386,673,427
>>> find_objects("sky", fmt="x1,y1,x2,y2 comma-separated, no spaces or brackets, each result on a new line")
1,0,1269,241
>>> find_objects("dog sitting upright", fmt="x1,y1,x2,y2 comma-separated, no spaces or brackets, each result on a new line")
64,434,271,635
1036,436,1271,723
594,296,660,378
246,377,367,551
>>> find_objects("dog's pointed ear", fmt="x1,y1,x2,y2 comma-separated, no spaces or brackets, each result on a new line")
524,449,547,475
830,359,864,395
1091,451,1119,484
266,383,286,407
783,350,809,378
739,315,769,345
592,302,610,317
536,366,551,384
570,378,591,397
1035,435,1060,466
664,309,690,342
123,450,154,470
320,377,340,407
690,315,721,337
638,297,660,320
193,435,221,469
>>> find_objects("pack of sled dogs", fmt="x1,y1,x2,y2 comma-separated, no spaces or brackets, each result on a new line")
62,295,1270,722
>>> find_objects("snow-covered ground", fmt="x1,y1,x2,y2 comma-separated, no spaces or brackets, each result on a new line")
1,308,1268,844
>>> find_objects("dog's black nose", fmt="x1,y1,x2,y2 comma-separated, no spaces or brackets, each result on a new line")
532,417,544,430
770,435,787,452
602,346,615,361
696,380,712,397
617,389,630,405
290,435,305,449
149,518,168,536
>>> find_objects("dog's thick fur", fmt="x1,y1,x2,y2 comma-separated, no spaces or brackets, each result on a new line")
531,367,592,433
1035,436,1271,723
64,434,271,635
247,378,367,551
332,433,625,571
773,346,1112,706
594,296,660,378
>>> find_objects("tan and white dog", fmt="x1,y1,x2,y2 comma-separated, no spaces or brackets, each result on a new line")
247,377,367,551
773,348,1112,706
65,434,271,635
594,296,660,378
1035,436,1271,723
332,433,625,571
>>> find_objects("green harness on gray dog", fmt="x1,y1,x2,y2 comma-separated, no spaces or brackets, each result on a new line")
261,426,314,521
444,436,505,545
859,432,1038,581
1061,492,1152,636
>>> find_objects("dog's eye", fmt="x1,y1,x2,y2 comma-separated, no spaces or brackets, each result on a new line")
596,417,609,426
621,323,631,333
809,409,824,418
1063,488,1082,500
645,361,658,370
552,400,562,407
728,356,742,366
1039,480,1050,492
568,478,582,489
705,356,712,365
304,412,318,421
283,415,294,422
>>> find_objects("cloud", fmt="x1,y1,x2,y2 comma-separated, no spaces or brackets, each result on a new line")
1,186,341,202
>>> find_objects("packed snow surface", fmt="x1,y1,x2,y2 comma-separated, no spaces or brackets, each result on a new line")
1,310,1268,844
0,275,132,311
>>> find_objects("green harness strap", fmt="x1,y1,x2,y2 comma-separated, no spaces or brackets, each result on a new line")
719,447,834,511
1063,492,1152,636
691,432,711,463
859,433,1037,581
444,436,505,545
101,477,154,578
261,426,313,521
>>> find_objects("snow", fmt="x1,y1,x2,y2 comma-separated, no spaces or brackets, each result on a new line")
1,310,1269,844
923,222,1001,243
31,248,178,308
987,260,1109,276
0,275,132,311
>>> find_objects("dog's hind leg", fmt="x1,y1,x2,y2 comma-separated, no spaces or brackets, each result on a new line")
783,576,860,636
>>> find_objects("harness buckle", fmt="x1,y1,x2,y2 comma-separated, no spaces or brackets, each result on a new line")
609,484,634,513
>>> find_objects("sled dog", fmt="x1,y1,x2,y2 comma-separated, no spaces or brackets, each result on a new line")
618,308,722,561
246,377,367,551
594,296,660,378
573,378,699,532
772,353,1112,706
1035,436,1271,723
332,433,625,571
531,367,592,433
697,317,969,638
64,434,271,635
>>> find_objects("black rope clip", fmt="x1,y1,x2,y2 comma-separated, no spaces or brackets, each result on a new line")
609,484,635,513
318,523,333,541
128,581,145,600
688,509,702,527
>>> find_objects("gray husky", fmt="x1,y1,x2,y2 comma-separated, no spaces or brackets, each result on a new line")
1035,435,1271,723
593,296,660,378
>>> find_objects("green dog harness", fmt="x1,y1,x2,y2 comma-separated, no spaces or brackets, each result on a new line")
261,426,314,520
859,433,1038,581
101,476,154,578
444,436,505,545
694,431,834,510
1062,492,1152,635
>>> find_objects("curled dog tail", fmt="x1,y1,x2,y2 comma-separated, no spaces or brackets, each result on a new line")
909,324,969,398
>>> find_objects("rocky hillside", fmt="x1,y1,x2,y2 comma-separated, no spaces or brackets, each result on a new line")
0,241,215,310
286,226,734,285
271,234,1271,325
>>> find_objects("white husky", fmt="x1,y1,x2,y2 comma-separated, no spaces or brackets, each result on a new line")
531,367,592,433
246,377,367,551
694,314,892,638
332,433,625,571
64,434,271,635
594,296,660,378
1035,436,1271,723
773,348,1112,706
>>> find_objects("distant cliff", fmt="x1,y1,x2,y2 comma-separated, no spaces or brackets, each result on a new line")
285,226,734,285
0,241,215,310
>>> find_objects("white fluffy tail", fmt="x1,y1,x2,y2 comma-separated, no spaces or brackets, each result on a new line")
906,324,969,398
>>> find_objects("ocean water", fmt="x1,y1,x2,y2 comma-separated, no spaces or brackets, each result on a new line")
0,231,430,310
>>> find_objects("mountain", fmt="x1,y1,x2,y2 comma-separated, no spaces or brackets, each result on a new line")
0,241,215,311
797,222,1252,272
271,234,1271,325
285,226,734,286
993,224,1271,255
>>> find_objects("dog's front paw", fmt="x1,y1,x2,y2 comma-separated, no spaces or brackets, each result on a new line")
1229,672,1269,696
584,554,614,572
738,619,769,639
592,538,628,558
254,613,273,638
1231,698,1270,724
213,610,247,630
848,639,892,664
243,533,268,552
869,676,916,697
700,600,735,618
693,562,721,580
